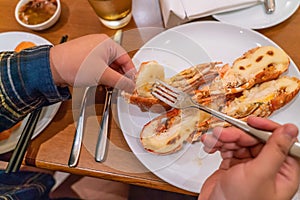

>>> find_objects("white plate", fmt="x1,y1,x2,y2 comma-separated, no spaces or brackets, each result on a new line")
0,31,61,154
117,21,300,193
213,0,299,29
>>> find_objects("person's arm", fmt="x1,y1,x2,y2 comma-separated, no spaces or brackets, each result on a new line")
0,46,70,132
199,117,300,200
0,34,136,132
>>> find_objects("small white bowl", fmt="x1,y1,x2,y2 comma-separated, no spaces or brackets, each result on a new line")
15,0,61,31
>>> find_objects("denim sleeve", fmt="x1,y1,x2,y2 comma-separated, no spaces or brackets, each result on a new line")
0,45,71,132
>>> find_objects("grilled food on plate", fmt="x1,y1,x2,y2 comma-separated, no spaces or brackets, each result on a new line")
122,61,220,112
122,46,299,155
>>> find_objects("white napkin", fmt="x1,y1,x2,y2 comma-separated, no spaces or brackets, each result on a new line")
160,0,263,28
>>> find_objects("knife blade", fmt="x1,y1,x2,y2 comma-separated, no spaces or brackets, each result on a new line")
264,0,275,14
95,30,122,162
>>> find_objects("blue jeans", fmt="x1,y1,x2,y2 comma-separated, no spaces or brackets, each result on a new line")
0,170,55,200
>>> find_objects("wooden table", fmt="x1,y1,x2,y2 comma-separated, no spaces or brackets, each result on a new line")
0,0,299,196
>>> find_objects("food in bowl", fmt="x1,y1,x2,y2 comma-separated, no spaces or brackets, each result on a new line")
15,0,61,31
18,0,58,25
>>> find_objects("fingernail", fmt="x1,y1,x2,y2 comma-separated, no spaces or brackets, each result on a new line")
283,124,298,139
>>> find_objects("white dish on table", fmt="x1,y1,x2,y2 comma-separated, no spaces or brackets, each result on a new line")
213,0,299,29
117,21,300,193
0,31,61,154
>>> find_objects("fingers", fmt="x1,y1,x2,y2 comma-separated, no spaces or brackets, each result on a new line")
202,117,278,154
251,123,298,178
72,34,136,90
202,126,259,153
201,133,223,153
108,38,137,79
103,36,137,91
213,126,259,146
247,116,280,130
111,53,137,80
101,67,136,93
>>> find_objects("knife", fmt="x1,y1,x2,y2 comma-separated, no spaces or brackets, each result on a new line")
95,30,122,162
68,86,92,167
264,0,275,14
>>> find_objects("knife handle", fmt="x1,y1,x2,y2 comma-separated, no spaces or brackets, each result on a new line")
68,87,91,168
95,89,112,162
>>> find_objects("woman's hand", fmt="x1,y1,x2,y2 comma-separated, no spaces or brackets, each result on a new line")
50,34,136,92
198,117,300,200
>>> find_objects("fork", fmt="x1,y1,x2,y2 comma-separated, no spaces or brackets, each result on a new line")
151,80,300,158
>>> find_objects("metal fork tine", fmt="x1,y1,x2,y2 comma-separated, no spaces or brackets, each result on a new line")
152,80,178,101
155,80,182,94
152,91,175,107
154,83,178,99
152,87,176,103
151,80,183,108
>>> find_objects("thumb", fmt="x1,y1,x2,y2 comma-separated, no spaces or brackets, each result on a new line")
251,124,298,178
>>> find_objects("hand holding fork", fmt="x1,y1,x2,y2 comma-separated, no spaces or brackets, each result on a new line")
151,80,300,158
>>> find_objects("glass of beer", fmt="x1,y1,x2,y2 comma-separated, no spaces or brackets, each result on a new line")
88,0,132,29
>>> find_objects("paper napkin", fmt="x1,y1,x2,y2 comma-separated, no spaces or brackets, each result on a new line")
160,0,263,28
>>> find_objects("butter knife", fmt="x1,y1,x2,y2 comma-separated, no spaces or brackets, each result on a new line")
264,0,275,14
95,30,122,162
95,87,113,162
68,86,92,167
